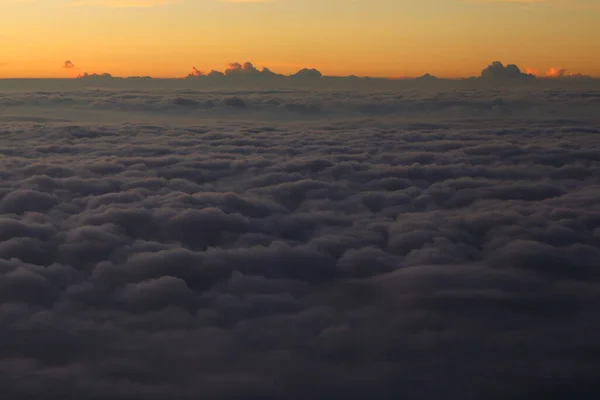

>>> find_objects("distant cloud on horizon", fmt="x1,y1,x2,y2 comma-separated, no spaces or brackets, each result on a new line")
524,66,591,79
11,60,594,81
479,61,535,80
188,67,204,77
544,67,590,78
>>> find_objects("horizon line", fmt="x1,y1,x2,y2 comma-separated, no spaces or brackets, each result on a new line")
2,61,596,81
0,75,596,81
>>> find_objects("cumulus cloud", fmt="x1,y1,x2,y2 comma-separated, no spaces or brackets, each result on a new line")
206,69,225,78
291,68,323,79
480,61,535,80
0,85,599,398
546,67,569,77
76,72,113,79
187,66,204,77
62,60,75,69
479,63,591,81
183,62,288,80
20,59,594,86
545,67,591,79
223,61,283,78
225,61,257,75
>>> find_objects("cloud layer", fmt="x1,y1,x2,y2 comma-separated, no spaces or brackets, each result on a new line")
62,60,596,85
0,86,599,398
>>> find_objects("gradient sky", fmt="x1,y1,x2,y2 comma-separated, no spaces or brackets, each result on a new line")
1,0,598,78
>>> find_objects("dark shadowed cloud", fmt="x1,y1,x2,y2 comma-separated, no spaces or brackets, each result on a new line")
222,62,283,78
291,68,323,79
187,66,204,77
76,72,113,79
480,61,535,80
0,85,599,398
32,60,599,89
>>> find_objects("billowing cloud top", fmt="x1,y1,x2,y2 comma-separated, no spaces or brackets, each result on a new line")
187,66,204,77
291,68,323,79
76,72,113,79
0,83,599,398
545,67,591,79
480,61,535,80
70,60,596,84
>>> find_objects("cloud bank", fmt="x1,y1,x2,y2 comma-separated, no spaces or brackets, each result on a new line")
0,86,599,398
62,60,595,88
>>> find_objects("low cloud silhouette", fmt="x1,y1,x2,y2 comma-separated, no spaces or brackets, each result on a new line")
225,61,258,75
184,62,284,80
291,68,323,79
224,61,283,78
187,66,204,77
62,60,75,69
30,60,596,89
545,67,591,79
480,61,535,80
416,73,439,81
76,72,113,79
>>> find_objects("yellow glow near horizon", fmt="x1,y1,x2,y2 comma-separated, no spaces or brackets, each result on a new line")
1,0,599,78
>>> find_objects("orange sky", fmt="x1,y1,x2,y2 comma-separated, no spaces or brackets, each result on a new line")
1,0,599,78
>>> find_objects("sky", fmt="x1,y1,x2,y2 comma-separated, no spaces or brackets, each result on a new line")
0,0,599,78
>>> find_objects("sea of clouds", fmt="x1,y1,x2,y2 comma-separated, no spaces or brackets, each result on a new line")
1,83,600,399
